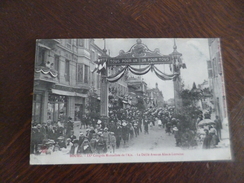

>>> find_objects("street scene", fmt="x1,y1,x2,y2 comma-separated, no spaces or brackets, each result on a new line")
30,38,231,164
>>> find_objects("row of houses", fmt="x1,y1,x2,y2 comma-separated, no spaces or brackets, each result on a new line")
33,39,164,124
207,38,227,122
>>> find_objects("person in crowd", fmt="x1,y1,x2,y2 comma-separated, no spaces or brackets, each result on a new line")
156,117,162,129
70,140,80,155
202,129,212,149
109,132,116,153
121,121,129,146
57,119,64,135
32,124,45,154
89,133,97,153
128,123,134,140
80,139,93,154
87,127,95,141
83,114,89,128
144,119,149,134
214,116,222,140
165,121,171,136
209,125,219,148
173,125,181,147
138,117,143,133
57,136,67,149
78,133,86,146
96,120,103,133
85,128,90,139
66,138,73,152
133,122,139,137
66,117,73,137
30,124,37,154
115,122,122,148
96,134,106,154
69,130,77,143
53,141,61,152
103,127,110,150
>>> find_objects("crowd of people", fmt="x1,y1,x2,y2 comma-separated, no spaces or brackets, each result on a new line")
199,116,222,149
31,105,223,155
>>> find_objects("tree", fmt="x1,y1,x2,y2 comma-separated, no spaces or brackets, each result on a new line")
180,88,203,130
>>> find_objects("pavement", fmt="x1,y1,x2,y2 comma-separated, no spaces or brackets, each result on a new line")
116,125,180,153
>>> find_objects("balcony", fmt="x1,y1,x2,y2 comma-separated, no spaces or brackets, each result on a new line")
34,66,58,83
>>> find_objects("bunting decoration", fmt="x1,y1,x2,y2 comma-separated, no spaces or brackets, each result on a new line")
128,65,151,75
106,66,127,83
106,64,179,83
35,66,58,78
152,65,179,80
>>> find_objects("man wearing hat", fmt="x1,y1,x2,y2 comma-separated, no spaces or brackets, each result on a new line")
133,122,139,137
68,130,77,144
90,133,97,153
109,132,116,153
80,139,92,154
66,138,73,152
70,140,80,155
32,124,44,154
96,133,106,154
66,117,73,137
103,127,110,151
96,120,102,132
57,136,66,149
121,121,129,146
144,119,149,134
115,122,122,149
78,133,86,146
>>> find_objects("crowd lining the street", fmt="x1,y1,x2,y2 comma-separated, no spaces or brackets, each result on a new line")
31,106,223,155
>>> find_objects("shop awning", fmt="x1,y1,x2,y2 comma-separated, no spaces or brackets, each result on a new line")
51,89,87,98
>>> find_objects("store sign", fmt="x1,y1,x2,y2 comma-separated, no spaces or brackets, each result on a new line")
107,56,172,66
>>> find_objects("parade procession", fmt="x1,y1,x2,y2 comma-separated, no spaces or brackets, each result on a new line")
30,38,231,164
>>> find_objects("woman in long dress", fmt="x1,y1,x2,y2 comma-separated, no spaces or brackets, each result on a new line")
202,129,211,149
209,126,219,148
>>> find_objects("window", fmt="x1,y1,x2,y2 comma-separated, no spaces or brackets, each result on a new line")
91,50,96,62
38,49,46,66
66,39,72,49
65,60,70,82
92,73,95,87
32,93,43,123
78,39,84,47
217,53,222,74
75,104,83,121
208,70,213,78
48,94,67,122
54,55,59,71
97,74,100,89
207,60,212,69
77,64,83,82
212,58,218,77
84,65,89,83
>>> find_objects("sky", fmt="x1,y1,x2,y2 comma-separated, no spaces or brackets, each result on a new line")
94,38,210,100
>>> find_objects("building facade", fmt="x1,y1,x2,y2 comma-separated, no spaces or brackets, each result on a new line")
207,38,227,121
108,67,129,109
146,83,164,109
33,39,104,124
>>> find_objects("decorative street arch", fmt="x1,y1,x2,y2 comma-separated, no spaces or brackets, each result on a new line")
94,39,186,121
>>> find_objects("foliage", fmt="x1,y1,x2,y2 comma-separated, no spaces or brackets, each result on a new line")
179,89,203,130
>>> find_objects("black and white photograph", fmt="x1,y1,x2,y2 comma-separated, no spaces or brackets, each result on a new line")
30,38,232,164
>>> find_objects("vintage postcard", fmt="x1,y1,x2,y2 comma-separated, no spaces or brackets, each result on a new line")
30,38,232,164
